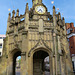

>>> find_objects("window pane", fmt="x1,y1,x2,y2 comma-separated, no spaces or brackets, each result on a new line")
0,46,2,48
3,37,5,39
0,44,2,48
67,29,70,34
0,37,2,39
0,52,1,55
72,61,74,71
67,39,69,42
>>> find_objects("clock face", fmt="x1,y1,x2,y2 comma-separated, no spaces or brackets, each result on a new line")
35,6,46,14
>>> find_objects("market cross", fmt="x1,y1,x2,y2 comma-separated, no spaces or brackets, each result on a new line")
0,0,73,75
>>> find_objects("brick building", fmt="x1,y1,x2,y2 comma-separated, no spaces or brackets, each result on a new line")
66,23,75,55
66,23,75,71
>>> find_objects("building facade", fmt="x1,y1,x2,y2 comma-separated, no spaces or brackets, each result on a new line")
66,23,75,54
66,23,75,72
0,34,6,56
0,0,73,75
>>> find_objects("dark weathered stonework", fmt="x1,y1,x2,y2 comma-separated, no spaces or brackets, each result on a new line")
0,0,73,75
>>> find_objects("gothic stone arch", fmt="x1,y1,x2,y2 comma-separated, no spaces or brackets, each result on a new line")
28,47,53,75
7,48,21,75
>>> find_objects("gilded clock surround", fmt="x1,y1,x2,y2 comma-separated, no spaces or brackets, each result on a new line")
35,5,46,14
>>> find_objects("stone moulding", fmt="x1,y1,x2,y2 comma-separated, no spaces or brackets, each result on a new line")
28,38,52,57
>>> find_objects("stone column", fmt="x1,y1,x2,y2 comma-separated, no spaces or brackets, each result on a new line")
52,56,56,75
7,57,13,75
28,55,33,75
53,6,58,75
49,56,53,75
52,30,55,75
58,36,65,75
21,52,27,75
21,31,28,75
53,32,58,75
60,56,66,75
57,36,61,75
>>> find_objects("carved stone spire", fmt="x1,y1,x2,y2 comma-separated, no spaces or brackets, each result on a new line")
7,13,11,33
53,6,57,27
8,13,11,21
12,10,15,20
53,6,56,16
62,17,66,35
58,12,61,20
32,0,42,6
62,17,65,25
25,3,29,14
25,3,29,30
16,9,19,17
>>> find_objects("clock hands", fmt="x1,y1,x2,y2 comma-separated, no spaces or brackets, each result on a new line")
35,5,46,14
38,9,43,13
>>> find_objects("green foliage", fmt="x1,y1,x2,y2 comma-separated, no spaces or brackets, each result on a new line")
18,59,21,64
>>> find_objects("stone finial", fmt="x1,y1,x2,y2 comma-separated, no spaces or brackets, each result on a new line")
12,10,15,20
62,17,65,20
8,13,11,21
25,3,29,13
16,9,19,17
9,13,11,16
58,12,61,20
53,6,55,9
62,17,65,25
53,6,56,16
7,13,11,32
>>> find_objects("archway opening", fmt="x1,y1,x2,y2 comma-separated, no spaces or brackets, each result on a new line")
13,51,21,75
33,50,50,75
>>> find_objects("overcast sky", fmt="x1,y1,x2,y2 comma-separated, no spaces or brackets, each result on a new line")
0,0,75,34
